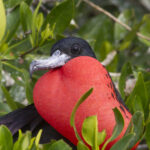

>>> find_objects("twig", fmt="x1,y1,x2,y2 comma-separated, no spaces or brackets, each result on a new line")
0,59,10,61
137,144,149,150
20,47,37,58
0,47,37,61
109,72,120,78
82,0,150,41
76,0,82,7
101,51,117,66
24,30,32,36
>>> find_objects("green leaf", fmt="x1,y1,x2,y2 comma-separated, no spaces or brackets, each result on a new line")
145,81,150,100
35,129,42,147
40,24,54,46
43,140,57,150
6,7,20,42
98,41,113,61
119,21,144,51
145,122,150,149
126,72,149,119
114,10,134,43
47,140,72,150
30,0,42,47
102,108,124,150
110,133,134,150
20,2,32,32
70,88,93,141
111,108,124,140
134,96,144,113
79,15,113,61
44,0,74,36
81,116,98,147
106,54,118,72
128,111,144,149
26,0,33,5
0,125,13,150
22,69,33,104
94,18,114,60
0,102,11,115
79,15,113,44
1,85,18,110
97,130,106,146
8,37,32,55
7,0,24,8
2,61,23,73
36,13,44,32
0,0,6,42
0,62,2,82
119,62,132,99
77,141,89,150
13,130,32,150
139,14,150,46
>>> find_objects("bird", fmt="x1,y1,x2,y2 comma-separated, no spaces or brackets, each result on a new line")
0,37,137,150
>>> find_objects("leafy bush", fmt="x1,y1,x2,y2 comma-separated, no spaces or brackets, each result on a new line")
0,0,150,149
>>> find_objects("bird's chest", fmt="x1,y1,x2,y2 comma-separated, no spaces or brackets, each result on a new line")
33,57,131,147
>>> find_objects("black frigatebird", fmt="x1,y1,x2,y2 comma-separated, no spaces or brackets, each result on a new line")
0,37,137,150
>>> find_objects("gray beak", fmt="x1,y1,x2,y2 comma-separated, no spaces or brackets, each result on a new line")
29,50,71,77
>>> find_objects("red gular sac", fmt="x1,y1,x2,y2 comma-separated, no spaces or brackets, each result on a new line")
33,56,138,150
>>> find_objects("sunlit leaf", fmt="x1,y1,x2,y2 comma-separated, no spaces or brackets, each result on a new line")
30,0,42,47
97,130,106,146
81,116,98,147
77,141,89,150
36,13,44,32
35,129,42,147
13,131,32,150
0,0,6,42
70,88,93,141
0,125,13,150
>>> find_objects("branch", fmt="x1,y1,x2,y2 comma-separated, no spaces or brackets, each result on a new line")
82,0,150,41
137,144,149,150
109,72,120,78
101,51,117,66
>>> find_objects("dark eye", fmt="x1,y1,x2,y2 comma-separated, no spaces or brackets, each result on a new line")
71,43,81,55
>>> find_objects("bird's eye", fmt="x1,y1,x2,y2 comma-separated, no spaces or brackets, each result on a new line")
71,43,81,55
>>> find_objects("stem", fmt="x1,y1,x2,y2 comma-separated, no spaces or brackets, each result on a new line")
82,0,150,41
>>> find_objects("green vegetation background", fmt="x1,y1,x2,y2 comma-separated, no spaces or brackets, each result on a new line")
0,0,150,150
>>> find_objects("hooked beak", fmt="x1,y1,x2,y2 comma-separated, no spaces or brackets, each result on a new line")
29,50,71,77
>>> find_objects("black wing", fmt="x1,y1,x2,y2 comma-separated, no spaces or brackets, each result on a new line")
0,104,76,149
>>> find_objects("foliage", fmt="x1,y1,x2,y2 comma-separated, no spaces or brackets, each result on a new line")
0,125,72,150
0,0,150,149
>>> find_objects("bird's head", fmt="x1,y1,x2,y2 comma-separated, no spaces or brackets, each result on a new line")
29,37,96,77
